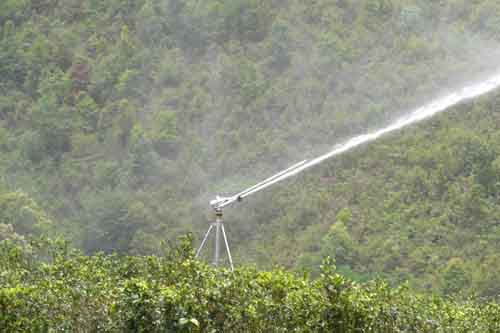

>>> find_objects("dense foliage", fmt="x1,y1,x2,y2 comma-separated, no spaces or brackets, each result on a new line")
1,237,500,332
1,0,500,299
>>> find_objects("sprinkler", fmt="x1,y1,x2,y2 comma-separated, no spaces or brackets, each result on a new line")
195,160,308,271
196,70,500,270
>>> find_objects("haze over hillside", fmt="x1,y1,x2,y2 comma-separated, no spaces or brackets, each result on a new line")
2,0,500,299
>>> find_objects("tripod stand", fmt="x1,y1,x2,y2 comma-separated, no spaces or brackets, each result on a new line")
195,208,234,271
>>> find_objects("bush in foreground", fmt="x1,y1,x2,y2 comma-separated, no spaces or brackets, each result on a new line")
1,237,499,332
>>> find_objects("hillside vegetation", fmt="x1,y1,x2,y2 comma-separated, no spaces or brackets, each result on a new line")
258,92,500,298
2,0,500,300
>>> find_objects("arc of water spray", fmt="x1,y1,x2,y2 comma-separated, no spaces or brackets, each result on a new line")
211,71,500,210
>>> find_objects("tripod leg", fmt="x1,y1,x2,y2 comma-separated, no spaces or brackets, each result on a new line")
195,224,214,258
221,224,234,271
214,221,221,266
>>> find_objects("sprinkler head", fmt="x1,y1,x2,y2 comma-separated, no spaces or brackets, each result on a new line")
210,195,235,210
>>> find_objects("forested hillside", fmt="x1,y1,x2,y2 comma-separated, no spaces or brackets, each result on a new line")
2,0,500,299
254,92,500,298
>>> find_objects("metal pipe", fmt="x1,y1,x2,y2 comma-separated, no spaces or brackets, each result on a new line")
213,212,222,266
213,159,309,210
232,159,308,199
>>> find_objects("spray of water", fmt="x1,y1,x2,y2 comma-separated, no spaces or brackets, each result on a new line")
226,71,500,202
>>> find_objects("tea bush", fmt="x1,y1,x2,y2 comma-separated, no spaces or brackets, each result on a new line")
1,237,499,332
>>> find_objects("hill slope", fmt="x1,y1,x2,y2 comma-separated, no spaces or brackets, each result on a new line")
237,91,500,297
1,0,500,297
